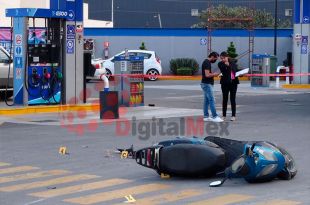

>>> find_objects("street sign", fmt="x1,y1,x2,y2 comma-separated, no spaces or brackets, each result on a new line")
66,40,74,54
301,44,308,54
67,25,75,39
67,25,75,35
301,36,308,45
15,46,22,56
200,38,207,46
15,57,22,67
15,34,22,45
68,10,75,21
16,68,22,79
303,16,309,23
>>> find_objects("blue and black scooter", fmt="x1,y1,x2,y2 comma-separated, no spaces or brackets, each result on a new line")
119,136,297,184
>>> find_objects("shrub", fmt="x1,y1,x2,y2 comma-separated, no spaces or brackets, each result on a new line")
139,42,146,50
227,42,238,59
176,67,193,76
170,58,199,75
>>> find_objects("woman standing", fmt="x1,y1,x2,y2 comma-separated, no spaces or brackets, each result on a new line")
218,52,239,121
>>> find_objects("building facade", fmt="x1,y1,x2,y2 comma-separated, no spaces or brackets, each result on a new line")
88,0,294,28
85,28,293,74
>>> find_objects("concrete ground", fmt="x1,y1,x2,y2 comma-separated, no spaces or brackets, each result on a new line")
0,80,310,205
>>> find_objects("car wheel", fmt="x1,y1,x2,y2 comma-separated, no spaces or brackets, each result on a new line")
146,69,159,81
105,69,112,80
0,90,13,101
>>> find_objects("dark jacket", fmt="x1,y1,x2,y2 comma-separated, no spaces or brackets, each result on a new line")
218,60,240,85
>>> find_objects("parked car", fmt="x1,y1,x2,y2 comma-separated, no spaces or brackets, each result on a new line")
0,46,13,100
91,50,162,81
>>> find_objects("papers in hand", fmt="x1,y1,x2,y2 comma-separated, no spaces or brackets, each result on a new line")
235,68,249,77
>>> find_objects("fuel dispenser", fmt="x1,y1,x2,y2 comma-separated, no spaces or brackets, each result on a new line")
5,0,84,106
251,54,276,87
26,19,63,105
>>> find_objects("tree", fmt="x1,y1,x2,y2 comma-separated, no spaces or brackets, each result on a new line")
139,42,147,50
227,42,238,59
191,5,291,28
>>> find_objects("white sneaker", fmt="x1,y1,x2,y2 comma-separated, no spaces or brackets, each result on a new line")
203,117,212,121
212,116,224,122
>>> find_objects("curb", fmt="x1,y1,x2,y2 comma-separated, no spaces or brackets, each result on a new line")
282,84,310,89
0,104,100,116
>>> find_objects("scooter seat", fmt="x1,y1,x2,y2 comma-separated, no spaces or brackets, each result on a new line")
159,144,225,176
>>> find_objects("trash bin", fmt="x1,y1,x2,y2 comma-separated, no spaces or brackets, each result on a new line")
269,56,277,80
100,91,119,119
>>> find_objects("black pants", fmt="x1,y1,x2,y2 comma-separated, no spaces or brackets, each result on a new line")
221,83,238,117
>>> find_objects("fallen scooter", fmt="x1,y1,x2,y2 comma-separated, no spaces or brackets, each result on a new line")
118,136,297,184
210,141,297,187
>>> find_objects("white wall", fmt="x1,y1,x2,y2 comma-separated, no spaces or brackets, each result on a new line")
0,0,20,27
20,0,49,8
0,0,49,27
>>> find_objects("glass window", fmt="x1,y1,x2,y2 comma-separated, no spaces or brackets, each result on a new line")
119,52,136,57
137,52,151,59
0,49,9,63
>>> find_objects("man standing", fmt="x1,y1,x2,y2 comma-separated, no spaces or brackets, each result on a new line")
201,52,223,122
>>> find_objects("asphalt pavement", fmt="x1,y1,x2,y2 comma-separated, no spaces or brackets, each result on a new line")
0,80,310,205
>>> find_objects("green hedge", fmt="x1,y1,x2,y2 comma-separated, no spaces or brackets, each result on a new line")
176,67,193,76
170,58,199,75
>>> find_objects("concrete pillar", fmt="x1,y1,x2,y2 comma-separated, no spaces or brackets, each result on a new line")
293,0,310,84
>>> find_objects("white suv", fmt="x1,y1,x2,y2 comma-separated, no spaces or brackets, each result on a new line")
0,46,13,100
92,50,162,81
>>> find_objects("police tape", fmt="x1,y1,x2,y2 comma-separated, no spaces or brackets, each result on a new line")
244,73,310,77
104,73,310,79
